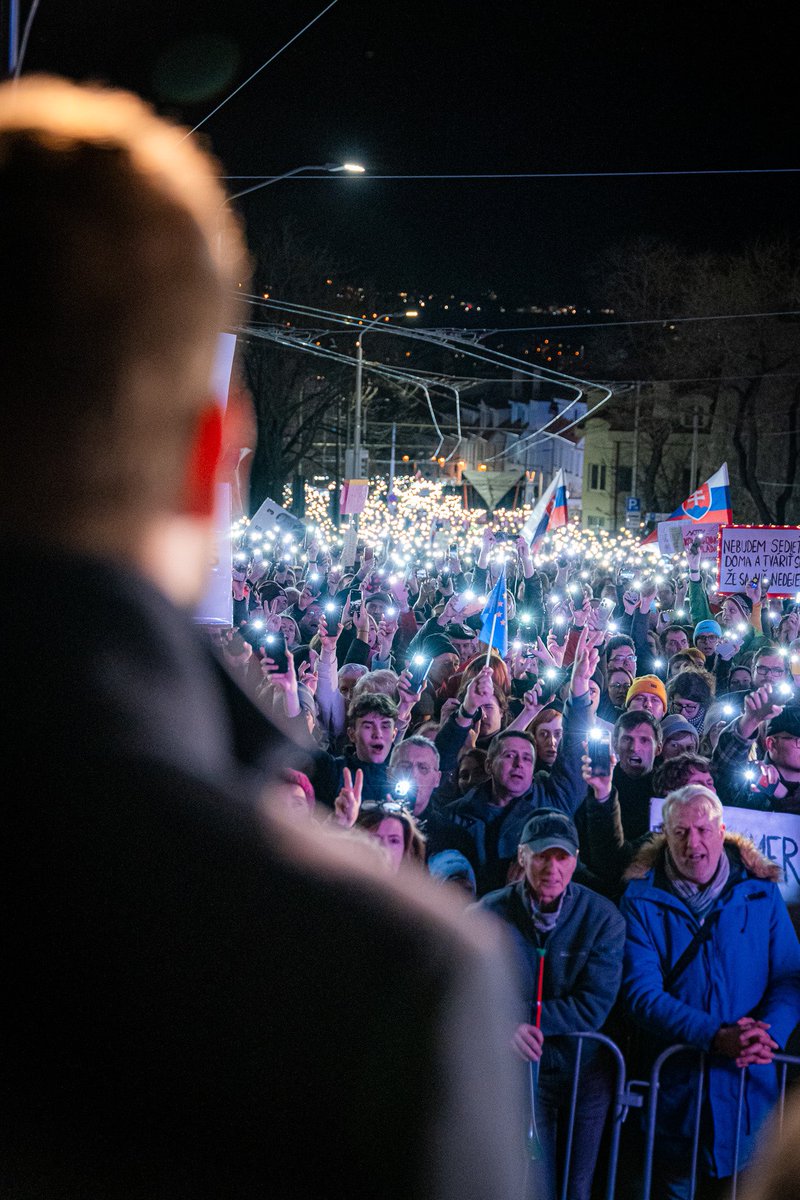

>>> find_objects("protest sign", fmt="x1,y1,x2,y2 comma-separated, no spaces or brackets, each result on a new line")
249,494,306,544
650,798,800,909
340,479,369,515
717,524,800,598
657,520,720,559
340,524,358,567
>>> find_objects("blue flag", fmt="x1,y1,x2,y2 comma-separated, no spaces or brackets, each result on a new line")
479,565,508,658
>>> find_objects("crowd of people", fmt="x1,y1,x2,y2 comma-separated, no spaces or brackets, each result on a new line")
221,519,800,1199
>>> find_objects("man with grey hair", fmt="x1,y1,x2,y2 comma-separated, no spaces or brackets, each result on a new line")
389,734,474,862
620,784,800,1198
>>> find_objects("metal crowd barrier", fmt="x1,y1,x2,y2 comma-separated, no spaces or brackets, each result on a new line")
639,1044,800,1200
526,1033,800,1200
526,1030,642,1200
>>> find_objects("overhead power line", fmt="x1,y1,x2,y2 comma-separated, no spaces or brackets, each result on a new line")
187,0,340,135
223,166,800,181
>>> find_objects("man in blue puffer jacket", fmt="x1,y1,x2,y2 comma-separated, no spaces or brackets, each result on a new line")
620,783,800,1199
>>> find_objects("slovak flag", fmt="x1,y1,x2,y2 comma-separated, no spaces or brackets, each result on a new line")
520,469,569,548
642,464,732,543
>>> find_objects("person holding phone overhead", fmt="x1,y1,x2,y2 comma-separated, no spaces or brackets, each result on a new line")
446,628,597,896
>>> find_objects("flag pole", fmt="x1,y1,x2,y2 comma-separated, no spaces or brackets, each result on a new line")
485,609,498,667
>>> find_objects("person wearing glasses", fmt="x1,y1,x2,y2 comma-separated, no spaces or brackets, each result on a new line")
667,667,716,738
751,644,796,697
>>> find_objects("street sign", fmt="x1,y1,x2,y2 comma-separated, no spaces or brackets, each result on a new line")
345,448,369,479
625,496,642,529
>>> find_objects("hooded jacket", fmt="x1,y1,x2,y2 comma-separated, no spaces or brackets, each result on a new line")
620,833,800,1178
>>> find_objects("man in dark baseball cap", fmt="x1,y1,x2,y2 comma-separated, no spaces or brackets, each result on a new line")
518,809,580,857
762,705,800,811
475,805,625,1200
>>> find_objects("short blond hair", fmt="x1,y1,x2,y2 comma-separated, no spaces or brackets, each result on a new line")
0,75,248,537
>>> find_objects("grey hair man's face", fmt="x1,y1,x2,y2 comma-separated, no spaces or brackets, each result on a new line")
665,799,725,886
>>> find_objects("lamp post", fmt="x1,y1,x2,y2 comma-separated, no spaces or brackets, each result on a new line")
224,160,364,207
216,161,364,255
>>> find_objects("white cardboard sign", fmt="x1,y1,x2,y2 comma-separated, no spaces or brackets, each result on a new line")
718,525,800,598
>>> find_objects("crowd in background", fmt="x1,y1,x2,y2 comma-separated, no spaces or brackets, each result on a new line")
215,517,800,1200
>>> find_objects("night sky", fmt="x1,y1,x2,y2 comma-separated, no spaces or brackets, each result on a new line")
20,0,799,300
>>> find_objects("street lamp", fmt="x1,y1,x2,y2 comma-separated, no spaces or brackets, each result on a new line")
351,308,418,478
217,161,365,254
224,160,365,207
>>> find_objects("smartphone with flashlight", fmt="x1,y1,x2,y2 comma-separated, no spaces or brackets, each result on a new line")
323,601,343,627
588,728,612,777
407,654,433,694
262,629,289,673
392,777,418,808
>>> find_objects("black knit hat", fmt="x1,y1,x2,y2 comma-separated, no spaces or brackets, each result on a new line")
767,705,800,739
423,633,458,658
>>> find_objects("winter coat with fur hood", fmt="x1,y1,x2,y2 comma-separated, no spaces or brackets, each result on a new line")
620,831,800,1178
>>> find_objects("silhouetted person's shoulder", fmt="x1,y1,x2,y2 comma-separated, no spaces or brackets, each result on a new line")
6,753,524,1199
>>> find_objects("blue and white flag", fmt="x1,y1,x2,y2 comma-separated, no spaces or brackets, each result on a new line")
479,564,508,658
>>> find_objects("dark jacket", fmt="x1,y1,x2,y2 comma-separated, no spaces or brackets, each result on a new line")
312,745,392,808
621,834,800,1177
613,764,656,841
3,543,526,1200
476,880,626,1077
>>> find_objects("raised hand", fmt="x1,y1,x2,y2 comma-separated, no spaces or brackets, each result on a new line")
298,655,319,696
353,600,371,640
580,741,617,801
463,666,493,713
638,578,657,613
266,598,283,633
397,668,425,722
570,625,599,698
333,767,363,828
260,648,300,717
318,613,342,656
739,684,784,739
296,586,314,612
685,540,701,575
744,577,761,608
546,630,566,667
571,596,591,629
375,618,396,660
522,680,545,718
531,635,561,670
622,589,639,616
